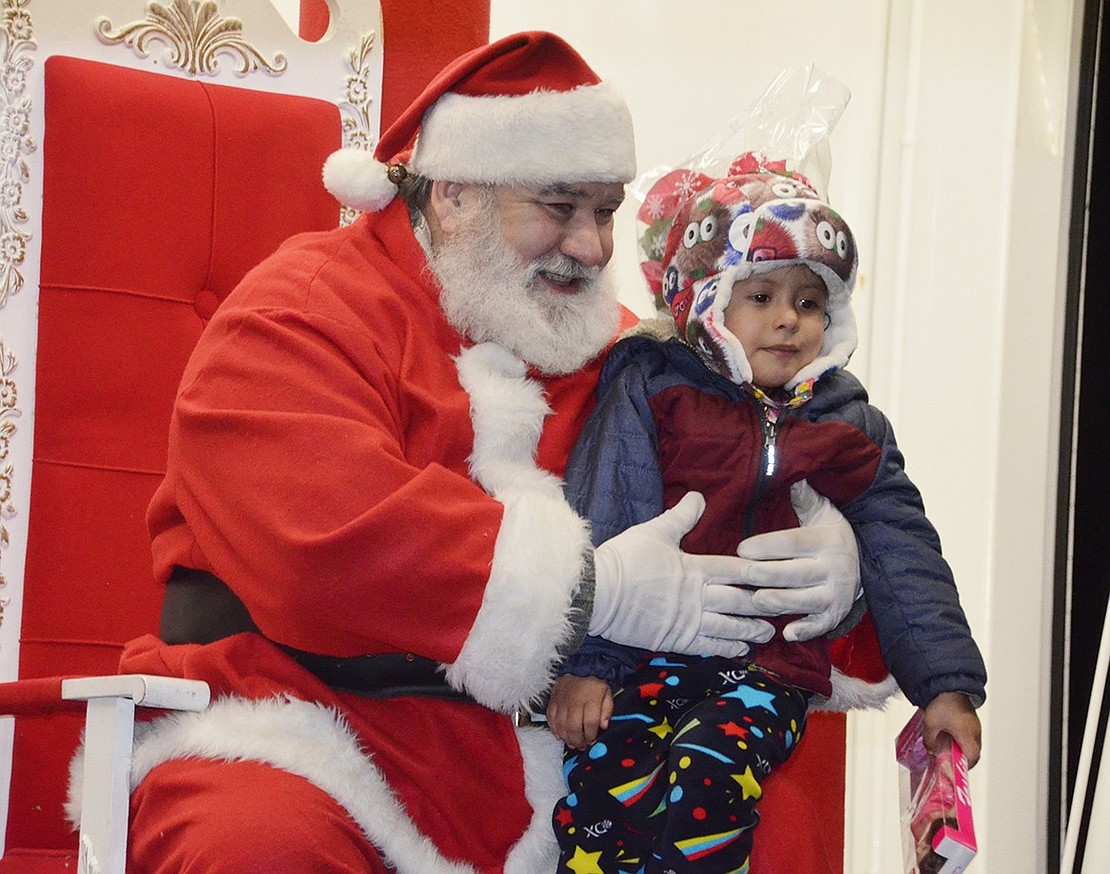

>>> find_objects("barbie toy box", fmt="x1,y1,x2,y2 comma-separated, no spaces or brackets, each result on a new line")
895,709,977,874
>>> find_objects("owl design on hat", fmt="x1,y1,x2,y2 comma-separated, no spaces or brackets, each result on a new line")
673,196,731,278
733,173,818,209
801,204,855,283
639,153,860,390
686,277,731,367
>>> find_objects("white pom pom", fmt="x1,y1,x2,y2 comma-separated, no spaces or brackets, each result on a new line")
322,147,398,212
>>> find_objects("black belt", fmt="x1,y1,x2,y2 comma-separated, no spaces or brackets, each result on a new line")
161,566,474,702
278,648,469,700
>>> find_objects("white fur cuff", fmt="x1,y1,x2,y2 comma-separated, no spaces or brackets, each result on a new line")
449,344,592,710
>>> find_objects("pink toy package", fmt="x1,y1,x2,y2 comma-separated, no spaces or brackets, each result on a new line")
895,709,978,874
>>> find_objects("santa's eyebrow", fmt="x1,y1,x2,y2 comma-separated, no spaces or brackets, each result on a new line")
539,183,590,198
538,183,624,205
532,184,625,215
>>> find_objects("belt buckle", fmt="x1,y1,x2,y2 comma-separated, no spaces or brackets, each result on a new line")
511,707,547,729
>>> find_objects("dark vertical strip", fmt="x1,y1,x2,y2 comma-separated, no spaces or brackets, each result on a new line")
1059,1,1108,870
1073,650,1110,870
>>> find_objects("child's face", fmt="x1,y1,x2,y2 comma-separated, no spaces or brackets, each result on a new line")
723,264,828,390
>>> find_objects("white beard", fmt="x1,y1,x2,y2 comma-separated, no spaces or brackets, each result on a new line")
428,193,620,375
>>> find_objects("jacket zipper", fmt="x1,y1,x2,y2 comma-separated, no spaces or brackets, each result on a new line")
742,402,780,538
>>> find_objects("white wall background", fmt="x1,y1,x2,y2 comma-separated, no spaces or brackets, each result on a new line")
489,2,1082,872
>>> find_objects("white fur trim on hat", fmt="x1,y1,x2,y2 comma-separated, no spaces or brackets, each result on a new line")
67,695,563,873
322,147,400,212
448,343,591,711
413,82,635,186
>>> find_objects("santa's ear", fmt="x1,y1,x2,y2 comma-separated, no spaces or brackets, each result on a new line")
428,180,468,233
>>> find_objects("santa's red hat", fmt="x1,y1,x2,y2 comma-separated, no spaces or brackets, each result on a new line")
322,31,637,211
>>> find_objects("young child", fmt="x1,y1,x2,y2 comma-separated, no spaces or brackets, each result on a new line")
548,155,987,873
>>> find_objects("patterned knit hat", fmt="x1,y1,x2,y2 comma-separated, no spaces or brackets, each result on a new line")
323,31,636,211
638,153,858,392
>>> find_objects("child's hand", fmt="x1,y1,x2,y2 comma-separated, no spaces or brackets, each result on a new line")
922,691,982,768
546,674,614,751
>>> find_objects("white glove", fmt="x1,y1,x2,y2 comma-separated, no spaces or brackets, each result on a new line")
590,492,775,657
739,479,861,642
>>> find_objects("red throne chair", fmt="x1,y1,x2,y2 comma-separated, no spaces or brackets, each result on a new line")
0,2,849,871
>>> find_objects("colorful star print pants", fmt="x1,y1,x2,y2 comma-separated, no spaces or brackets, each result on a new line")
553,655,810,873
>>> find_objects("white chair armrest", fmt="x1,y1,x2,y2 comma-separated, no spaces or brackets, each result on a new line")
61,674,210,711
63,674,211,874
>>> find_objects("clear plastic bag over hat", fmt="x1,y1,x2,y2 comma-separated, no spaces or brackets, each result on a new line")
631,63,850,203
631,64,851,311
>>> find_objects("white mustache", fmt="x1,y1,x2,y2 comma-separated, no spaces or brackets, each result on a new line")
528,255,599,285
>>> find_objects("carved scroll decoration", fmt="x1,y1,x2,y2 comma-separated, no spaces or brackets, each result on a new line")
337,32,377,226
96,0,287,77
0,341,16,596
0,0,35,310
0,0,34,623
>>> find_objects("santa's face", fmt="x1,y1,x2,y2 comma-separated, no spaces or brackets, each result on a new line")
488,182,626,289
428,183,622,375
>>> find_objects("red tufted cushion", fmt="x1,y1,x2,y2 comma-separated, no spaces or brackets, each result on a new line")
6,55,341,856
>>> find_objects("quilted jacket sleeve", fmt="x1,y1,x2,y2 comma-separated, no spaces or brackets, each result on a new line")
826,397,987,707
559,353,664,683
